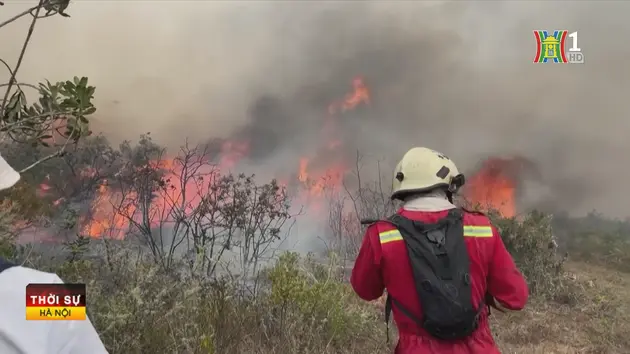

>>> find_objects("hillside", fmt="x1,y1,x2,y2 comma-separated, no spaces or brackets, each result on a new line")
1,140,628,353
493,261,630,354
9,212,624,354
1,3,629,353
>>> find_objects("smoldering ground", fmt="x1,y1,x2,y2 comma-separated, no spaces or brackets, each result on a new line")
2,1,630,217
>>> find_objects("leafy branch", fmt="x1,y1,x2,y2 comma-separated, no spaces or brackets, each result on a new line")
0,0,94,173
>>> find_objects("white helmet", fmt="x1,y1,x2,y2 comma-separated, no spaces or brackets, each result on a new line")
0,154,20,191
391,147,465,200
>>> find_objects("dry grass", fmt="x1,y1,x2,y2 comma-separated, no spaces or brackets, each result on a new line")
5,206,630,353
339,260,630,354
48,252,629,354
492,261,630,354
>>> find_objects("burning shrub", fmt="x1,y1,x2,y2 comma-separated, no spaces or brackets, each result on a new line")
462,156,540,218
1,147,625,353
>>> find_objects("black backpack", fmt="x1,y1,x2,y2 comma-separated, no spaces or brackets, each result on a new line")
382,208,486,341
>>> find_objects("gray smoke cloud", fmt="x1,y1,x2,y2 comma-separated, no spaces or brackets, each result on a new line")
2,1,630,217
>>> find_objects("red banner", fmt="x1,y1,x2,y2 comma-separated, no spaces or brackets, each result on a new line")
25,283,86,320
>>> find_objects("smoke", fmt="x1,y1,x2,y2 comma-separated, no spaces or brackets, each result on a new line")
2,1,630,217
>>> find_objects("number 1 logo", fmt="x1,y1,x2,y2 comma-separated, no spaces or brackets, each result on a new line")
567,32,581,52
534,30,584,64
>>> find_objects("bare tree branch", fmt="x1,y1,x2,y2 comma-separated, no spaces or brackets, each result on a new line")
0,0,43,116
0,4,39,29
18,130,74,173
0,1,92,173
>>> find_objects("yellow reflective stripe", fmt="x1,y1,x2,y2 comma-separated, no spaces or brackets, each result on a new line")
463,225,493,238
379,230,403,244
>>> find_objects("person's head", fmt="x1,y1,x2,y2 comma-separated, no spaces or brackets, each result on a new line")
391,147,465,202
0,155,20,192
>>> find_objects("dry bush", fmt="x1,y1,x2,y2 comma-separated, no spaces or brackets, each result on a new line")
554,212,630,273
10,216,615,354
567,231,630,272
490,261,630,353
27,244,389,354
488,210,571,301
3,150,622,353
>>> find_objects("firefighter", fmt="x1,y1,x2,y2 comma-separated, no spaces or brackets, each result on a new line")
0,154,108,354
351,147,528,354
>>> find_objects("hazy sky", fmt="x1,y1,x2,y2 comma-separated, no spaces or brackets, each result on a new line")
2,1,629,217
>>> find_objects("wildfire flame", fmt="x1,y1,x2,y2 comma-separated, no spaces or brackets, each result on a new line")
218,140,250,169
34,77,528,240
34,77,532,239
62,77,370,239
463,157,520,217
34,76,530,239
83,179,135,238
327,77,370,115
292,77,370,208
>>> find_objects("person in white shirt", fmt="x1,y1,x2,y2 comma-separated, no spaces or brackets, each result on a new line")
0,154,108,354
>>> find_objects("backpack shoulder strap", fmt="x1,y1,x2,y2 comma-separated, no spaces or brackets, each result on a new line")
389,208,463,225
461,207,486,216
381,214,401,343
460,209,499,316
360,218,380,226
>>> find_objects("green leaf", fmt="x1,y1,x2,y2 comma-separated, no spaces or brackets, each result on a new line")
6,92,21,110
63,81,75,94
84,106,96,115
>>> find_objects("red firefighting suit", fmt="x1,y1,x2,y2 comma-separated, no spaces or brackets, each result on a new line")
351,202,528,354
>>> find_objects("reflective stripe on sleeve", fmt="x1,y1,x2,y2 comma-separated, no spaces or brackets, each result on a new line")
379,230,403,244
463,225,493,238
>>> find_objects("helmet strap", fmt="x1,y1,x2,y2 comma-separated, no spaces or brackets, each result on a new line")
448,174,466,194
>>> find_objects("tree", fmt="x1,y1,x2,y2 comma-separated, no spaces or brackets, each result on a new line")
94,138,296,281
1,0,95,173
326,152,397,260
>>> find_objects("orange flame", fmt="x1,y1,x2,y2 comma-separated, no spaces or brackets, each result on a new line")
42,76,371,239
296,76,370,206
463,158,517,217
80,159,224,239
219,140,250,169
328,77,370,115
41,77,530,240
82,179,136,239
